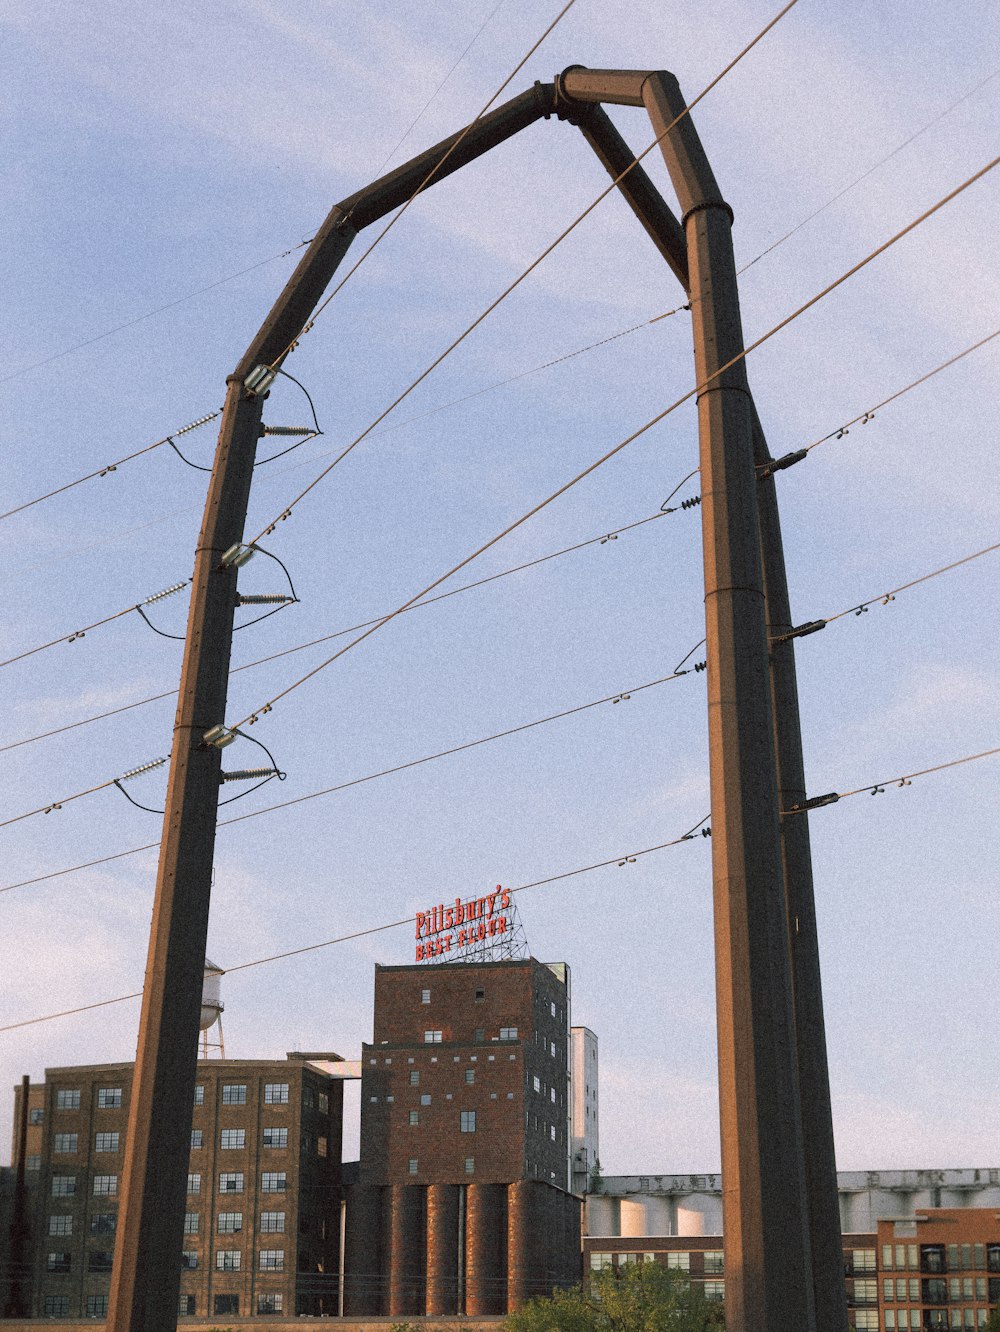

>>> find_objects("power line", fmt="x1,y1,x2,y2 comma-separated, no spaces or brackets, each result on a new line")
786,744,1000,815
0,580,192,672
366,0,510,179
5,728,1000,1031
0,413,218,526
0,816,711,1035
0,758,168,833
0,506,680,756
244,1,802,549
264,0,583,374
738,66,1000,276
823,539,1000,624
0,666,697,874
800,327,1000,457
229,154,1000,734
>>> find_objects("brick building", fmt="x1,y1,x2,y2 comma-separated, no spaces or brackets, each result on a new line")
344,958,582,1317
583,1208,1000,1330
8,1055,344,1319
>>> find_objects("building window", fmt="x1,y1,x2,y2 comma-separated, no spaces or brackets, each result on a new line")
409,1111,420,1126
259,1249,284,1271
421,989,431,1004
97,1087,123,1109
424,1030,443,1043
261,1172,287,1193
51,1176,76,1197
181,1250,198,1270
666,1252,691,1271
48,1216,72,1236
465,1157,475,1174
183,1213,199,1234
853,1313,878,1331
178,1295,196,1316
704,1251,724,1275
89,1250,114,1272
193,1085,205,1106
93,1174,118,1196
29,1107,44,1125
86,1295,110,1318
550,1001,557,1018
551,1087,557,1103
263,1127,288,1148
44,1297,70,1317
475,988,485,1001
474,1028,485,1043
220,1129,245,1150
46,1252,71,1273
95,1131,120,1152
55,1089,80,1111
409,1071,419,1085
420,1093,431,1106
590,1253,613,1271
257,1293,283,1314
854,1277,878,1304
219,1172,244,1193
852,1248,877,1274
704,1280,725,1301
499,1027,518,1041
550,1041,557,1057
465,1069,475,1084
221,1084,247,1105
550,1125,556,1140
261,1211,285,1233
191,1129,203,1149
533,1076,541,1093
460,1110,476,1133
217,1212,242,1234
53,1133,78,1153
187,1174,201,1194
26,1155,40,1170
216,1250,241,1271
408,1159,418,1175
90,1213,116,1235
213,1295,239,1316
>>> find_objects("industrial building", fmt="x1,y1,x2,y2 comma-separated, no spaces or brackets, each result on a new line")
6,1056,345,1319
343,958,582,1317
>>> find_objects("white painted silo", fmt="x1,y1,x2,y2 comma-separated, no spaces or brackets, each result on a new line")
585,1194,617,1237
675,1191,722,1236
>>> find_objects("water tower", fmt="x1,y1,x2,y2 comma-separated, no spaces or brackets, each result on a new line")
199,959,225,1058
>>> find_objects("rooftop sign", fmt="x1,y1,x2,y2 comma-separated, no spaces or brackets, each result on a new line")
414,886,528,963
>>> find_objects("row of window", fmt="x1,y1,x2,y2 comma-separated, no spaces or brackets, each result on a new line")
883,1277,996,1303
407,1158,476,1175
589,1251,723,1274
44,1293,287,1319
46,1081,322,1112
882,1311,992,1329
179,1294,284,1317
883,1243,1000,1275
46,1251,112,1273
420,1026,519,1044
371,1052,517,1067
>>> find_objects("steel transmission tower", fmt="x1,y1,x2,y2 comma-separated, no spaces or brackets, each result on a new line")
107,66,845,1332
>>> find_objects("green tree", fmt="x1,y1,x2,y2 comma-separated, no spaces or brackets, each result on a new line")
504,1260,726,1332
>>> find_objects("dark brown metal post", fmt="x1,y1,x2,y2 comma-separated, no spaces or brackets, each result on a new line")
752,407,848,1332
106,217,357,1332
641,70,816,1331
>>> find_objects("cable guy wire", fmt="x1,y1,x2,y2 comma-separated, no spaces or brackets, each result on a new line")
0,666,698,892
0,816,710,1034
229,152,1000,734
245,0,802,548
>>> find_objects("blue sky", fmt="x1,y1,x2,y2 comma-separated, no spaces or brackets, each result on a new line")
1,0,997,1173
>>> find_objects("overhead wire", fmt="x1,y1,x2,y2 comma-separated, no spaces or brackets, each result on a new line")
0,815,712,1034
10,62,991,548
264,0,583,373
245,0,802,548
0,505,682,756
228,153,1000,733
0,413,219,526
5,730,1000,1032
0,665,698,857
821,539,1000,624
5,51,990,537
